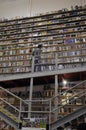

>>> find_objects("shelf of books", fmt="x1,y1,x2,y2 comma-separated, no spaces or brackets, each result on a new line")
0,5,86,74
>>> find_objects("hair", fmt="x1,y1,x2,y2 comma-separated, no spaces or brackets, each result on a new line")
38,44,42,48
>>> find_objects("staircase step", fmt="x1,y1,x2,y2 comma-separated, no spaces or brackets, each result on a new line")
0,106,22,124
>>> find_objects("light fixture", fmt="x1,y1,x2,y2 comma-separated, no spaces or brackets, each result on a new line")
63,79,67,86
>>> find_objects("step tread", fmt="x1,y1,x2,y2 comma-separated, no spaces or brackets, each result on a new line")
0,106,22,123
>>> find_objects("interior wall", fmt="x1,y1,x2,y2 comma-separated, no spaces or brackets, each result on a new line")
0,0,85,19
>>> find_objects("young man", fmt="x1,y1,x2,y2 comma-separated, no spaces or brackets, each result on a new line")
32,44,42,72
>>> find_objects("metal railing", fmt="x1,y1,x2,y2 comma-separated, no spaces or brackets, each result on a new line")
0,80,86,128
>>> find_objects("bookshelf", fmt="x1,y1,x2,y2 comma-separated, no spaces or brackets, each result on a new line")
0,6,86,74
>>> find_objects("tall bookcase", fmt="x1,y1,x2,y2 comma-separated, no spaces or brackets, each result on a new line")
0,6,86,74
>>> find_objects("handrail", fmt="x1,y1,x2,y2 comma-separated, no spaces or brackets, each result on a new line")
26,80,86,105
0,79,86,107
51,80,86,100
21,89,86,115
1,79,84,108
0,98,20,112
52,90,86,113
19,80,86,123
0,86,29,105
0,80,86,124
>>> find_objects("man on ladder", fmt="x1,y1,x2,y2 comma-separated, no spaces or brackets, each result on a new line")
32,44,42,72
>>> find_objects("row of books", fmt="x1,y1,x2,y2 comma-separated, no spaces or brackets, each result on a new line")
58,43,86,51
2,42,86,52
0,67,31,73
0,5,85,25
0,62,86,74
0,25,85,40
0,61,31,67
58,50,86,57
0,19,85,37
0,56,86,68
0,58,86,68
0,14,85,31
0,38,86,48
58,57,86,63
0,31,85,44
0,55,31,61
0,33,86,44
42,57,86,63
33,62,86,72
0,46,85,59
0,55,86,64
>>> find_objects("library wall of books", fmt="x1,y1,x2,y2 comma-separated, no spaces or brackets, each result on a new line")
0,5,86,74
0,4,86,130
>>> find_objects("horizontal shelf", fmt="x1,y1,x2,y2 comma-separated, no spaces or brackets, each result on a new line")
0,65,86,80
0,6,85,76
0,7,85,25
0,43,86,54
0,15,86,30
0,34,86,42
0,25,86,38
